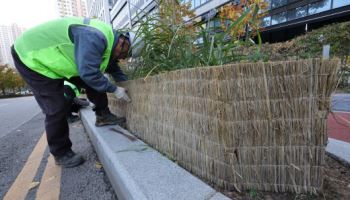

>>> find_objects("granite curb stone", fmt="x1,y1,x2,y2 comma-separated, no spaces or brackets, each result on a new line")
80,108,230,200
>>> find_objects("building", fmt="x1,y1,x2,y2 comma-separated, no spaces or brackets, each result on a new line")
109,0,157,29
90,0,350,43
183,0,350,43
86,0,111,23
261,0,350,42
108,0,234,31
83,0,154,30
57,0,88,17
0,24,25,67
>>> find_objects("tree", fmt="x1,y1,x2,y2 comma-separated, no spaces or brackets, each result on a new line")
0,64,8,95
0,64,27,95
219,0,268,40
14,73,26,92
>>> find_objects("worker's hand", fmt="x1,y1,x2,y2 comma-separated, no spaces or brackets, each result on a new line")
114,86,131,103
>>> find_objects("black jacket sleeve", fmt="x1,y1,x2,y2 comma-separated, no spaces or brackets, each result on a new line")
105,62,128,82
69,25,117,93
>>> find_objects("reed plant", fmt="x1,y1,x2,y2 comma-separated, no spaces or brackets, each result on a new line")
128,0,267,79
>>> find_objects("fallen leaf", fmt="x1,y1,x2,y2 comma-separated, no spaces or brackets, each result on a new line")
29,181,40,190
95,162,103,169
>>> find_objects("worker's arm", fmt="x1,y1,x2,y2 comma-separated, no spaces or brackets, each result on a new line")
105,62,128,82
106,65,130,101
69,25,117,93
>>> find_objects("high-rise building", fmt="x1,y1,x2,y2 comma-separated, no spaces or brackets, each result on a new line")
57,0,88,17
86,0,111,23
0,24,25,67
109,0,156,29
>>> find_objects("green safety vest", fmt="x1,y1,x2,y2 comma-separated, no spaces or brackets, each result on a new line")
14,17,115,79
64,81,80,97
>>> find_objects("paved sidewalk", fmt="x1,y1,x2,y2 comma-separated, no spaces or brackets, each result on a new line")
327,112,350,143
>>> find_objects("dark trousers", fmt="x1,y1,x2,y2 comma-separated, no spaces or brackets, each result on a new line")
64,85,81,115
66,77,108,113
11,47,108,156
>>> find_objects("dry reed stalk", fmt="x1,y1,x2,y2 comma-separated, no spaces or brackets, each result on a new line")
109,59,339,193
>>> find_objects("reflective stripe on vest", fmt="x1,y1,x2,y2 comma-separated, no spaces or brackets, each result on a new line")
64,81,80,97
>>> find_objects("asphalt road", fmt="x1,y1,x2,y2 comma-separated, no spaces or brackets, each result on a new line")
0,98,117,200
0,96,40,138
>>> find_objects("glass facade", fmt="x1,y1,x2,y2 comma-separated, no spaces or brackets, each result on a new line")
287,5,307,21
263,0,349,26
262,16,271,27
271,11,287,25
208,18,221,29
308,0,331,15
265,0,271,9
333,0,350,9
271,0,287,9
182,0,350,27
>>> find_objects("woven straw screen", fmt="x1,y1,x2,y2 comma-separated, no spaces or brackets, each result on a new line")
109,59,339,193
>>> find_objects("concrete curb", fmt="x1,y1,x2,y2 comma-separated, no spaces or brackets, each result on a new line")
326,138,350,167
80,108,230,200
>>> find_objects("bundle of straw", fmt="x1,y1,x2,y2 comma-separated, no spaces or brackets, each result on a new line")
109,59,339,193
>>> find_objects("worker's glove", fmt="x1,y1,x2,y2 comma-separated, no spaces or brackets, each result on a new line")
114,86,131,103
73,97,90,107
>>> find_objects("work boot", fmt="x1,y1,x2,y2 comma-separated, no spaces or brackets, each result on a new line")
54,150,85,168
95,108,126,127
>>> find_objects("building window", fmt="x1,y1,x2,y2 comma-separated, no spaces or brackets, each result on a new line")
271,11,287,25
287,5,307,21
264,0,271,10
192,0,200,8
333,0,350,8
195,0,201,8
208,18,221,28
188,0,209,9
261,16,271,27
271,0,287,9
308,0,331,15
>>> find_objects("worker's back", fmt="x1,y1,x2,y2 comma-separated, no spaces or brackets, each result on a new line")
14,17,114,79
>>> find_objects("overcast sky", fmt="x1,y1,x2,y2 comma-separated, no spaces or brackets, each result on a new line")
0,0,59,29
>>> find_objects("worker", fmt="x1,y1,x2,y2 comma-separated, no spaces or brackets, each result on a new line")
11,17,132,168
64,81,89,123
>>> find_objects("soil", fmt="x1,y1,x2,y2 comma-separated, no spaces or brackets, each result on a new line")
222,155,350,200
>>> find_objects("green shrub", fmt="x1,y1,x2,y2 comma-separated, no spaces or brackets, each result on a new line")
259,21,350,64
